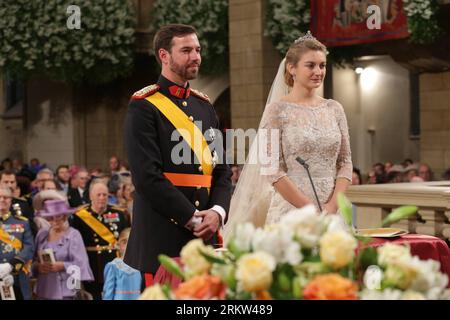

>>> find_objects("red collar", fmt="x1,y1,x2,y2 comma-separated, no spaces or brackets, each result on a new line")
169,85,191,99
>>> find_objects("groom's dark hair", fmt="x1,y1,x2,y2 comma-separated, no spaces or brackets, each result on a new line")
153,24,198,66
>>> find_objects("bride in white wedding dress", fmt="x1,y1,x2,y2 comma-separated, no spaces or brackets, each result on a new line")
224,32,353,241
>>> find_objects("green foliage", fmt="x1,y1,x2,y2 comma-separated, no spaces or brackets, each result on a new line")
337,192,353,228
198,248,227,265
403,0,444,44
265,0,310,56
158,255,185,280
270,264,296,300
150,0,228,75
0,0,136,84
381,206,418,227
357,247,378,270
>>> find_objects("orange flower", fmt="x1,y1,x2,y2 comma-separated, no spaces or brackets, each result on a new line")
174,275,226,300
255,291,273,300
303,274,358,300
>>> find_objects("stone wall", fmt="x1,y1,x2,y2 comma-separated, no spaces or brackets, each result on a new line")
25,77,75,170
0,77,24,161
334,57,420,173
419,71,450,176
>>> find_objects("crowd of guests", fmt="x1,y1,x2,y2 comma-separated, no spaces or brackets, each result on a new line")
0,156,447,300
351,158,440,186
0,156,140,300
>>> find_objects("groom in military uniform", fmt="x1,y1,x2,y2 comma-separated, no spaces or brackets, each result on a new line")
124,24,231,282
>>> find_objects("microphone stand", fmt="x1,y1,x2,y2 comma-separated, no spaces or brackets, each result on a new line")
296,156,322,212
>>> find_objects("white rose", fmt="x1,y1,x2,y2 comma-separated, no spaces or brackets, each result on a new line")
280,204,328,249
377,243,412,267
408,256,448,296
251,224,301,265
360,288,403,300
234,223,255,252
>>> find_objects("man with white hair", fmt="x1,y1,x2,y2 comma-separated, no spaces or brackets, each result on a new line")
71,180,130,300
0,186,34,300
33,168,54,194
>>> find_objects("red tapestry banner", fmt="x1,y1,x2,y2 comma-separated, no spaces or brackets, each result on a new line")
310,0,410,47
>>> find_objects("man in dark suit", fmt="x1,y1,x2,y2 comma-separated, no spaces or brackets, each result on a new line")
67,168,89,208
123,24,231,281
71,180,129,299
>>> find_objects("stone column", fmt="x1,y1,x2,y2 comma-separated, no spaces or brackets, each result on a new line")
229,0,280,131
419,71,450,176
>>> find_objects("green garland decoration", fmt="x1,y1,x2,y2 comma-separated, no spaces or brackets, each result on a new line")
264,0,311,56
0,0,136,84
403,0,443,44
149,0,229,75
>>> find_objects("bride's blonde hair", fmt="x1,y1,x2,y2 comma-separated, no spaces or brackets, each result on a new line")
284,38,327,87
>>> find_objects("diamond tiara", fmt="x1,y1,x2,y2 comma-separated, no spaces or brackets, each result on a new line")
294,31,317,44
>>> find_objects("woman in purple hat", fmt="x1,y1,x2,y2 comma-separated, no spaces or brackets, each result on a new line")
33,199,94,300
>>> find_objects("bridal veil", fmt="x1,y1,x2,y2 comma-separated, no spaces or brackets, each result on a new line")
223,58,289,243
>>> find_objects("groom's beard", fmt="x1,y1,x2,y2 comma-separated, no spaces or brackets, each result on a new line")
169,57,200,81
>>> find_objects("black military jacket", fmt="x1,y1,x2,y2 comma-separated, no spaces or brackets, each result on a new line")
123,75,231,273
71,204,129,283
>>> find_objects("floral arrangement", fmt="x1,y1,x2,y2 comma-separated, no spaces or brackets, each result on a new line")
0,0,136,84
149,0,228,75
402,0,443,44
140,194,450,300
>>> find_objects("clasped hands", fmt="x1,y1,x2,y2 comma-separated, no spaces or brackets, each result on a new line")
37,261,65,274
192,209,221,241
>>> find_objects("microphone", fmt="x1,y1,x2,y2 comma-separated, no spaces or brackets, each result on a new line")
296,156,322,212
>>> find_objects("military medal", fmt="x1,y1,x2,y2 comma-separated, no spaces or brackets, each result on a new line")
212,150,219,168
208,127,216,140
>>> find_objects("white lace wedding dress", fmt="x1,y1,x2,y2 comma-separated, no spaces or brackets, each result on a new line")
260,99,353,224
223,58,353,242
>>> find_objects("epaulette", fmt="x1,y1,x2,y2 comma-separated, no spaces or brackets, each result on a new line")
110,205,125,212
190,88,211,104
15,215,28,221
131,84,160,99
76,204,89,211
13,196,27,202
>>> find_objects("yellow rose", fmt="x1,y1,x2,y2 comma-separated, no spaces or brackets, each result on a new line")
319,231,357,269
384,262,417,290
180,239,215,278
139,284,167,300
236,252,276,292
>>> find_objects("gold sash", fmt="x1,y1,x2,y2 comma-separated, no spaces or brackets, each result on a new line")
0,228,22,251
146,92,213,177
75,209,117,247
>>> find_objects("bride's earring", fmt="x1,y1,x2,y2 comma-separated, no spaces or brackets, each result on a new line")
292,74,296,82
